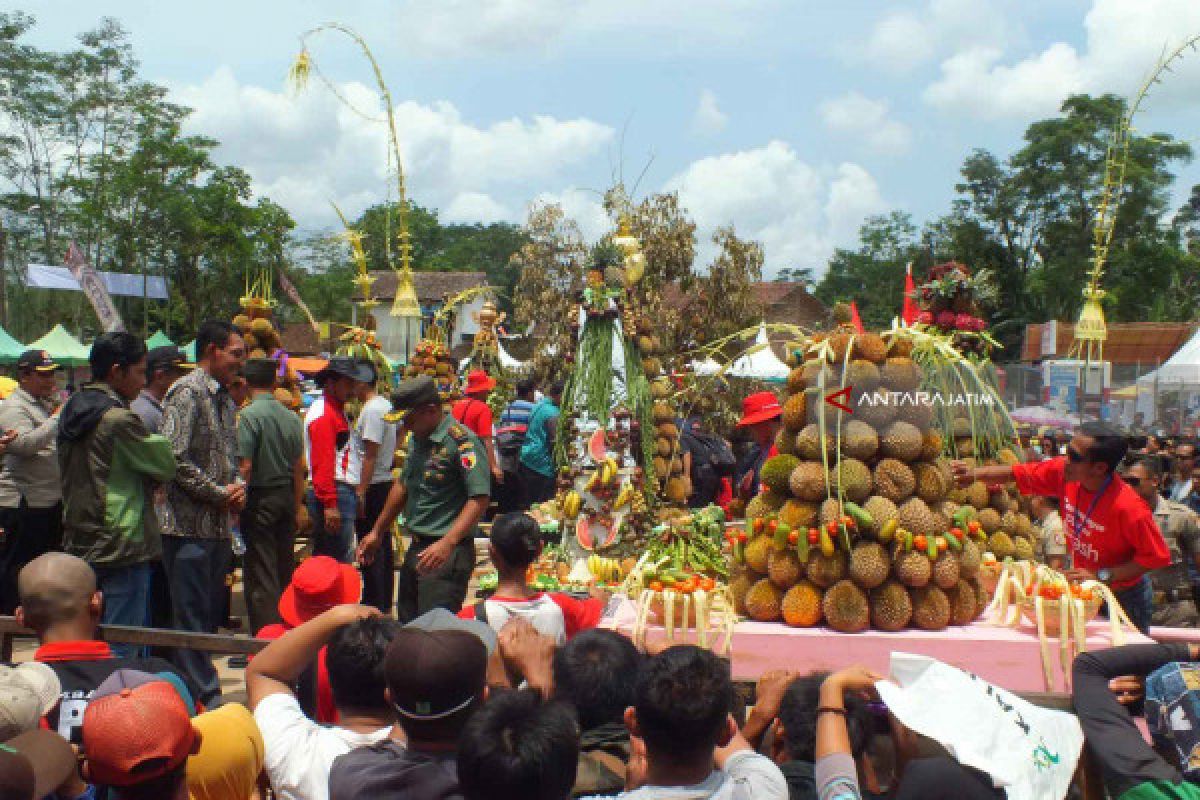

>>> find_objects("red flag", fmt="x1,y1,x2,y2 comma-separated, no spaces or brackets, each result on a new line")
902,262,918,325
849,301,865,334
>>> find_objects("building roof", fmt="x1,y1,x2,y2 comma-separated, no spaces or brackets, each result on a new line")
368,270,489,303
1021,321,1198,365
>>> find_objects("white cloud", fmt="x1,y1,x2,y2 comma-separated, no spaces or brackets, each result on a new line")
171,67,614,226
923,0,1200,119
529,187,611,242
395,0,781,58
692,89,728,135
819,92,912,154
665,141,887,276
861,0,1015,72
443,192,513,223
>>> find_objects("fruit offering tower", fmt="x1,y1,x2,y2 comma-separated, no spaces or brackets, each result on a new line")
233,293,304,410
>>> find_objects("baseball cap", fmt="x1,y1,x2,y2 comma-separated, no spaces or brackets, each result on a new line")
146,346,191,375
315,357,374,387
15,350,58,373
277,556,363,628
385,610,492,722
1,730,76,799
0,663,61,740
187,704,264,800
82,670,196,788
735,391,782,427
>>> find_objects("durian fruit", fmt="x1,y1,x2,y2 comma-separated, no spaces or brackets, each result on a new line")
841,420,879,461
656,422,679,440
835,458,873,503
828,332,853,362
895,399,934,430
843,359,881,393
932,552,961,590
655,438,673,458
823,580,870,633
913,462,951,504
801,360,831,387
911,585,951,630
989,490,1013,513
988,531,1016,561
806,550,847,588
817,497,843,529
849,542,890,590
870,581,913,631
888,336,914,358
786,367,807,395
761,455,800,496
775,429,797,457
955,437,975,458
652,403,674,424
854,389,898,429
795,424,834,461
768,549,804,589
894,549,932,588
789,462,828,503
976,508,1001,534
861,495,898,535
744,536,773,574
880,421,923,462
1000,511,1020,534
959,538,982,578
947,580,978,626
1013,537,1035,562
897,498,939,538
642,357,662,376
650,379,672,399
779,499,818,531
243,332,260,351
664,478,688,505
782,581,824,627
743,494,770,522
1015,512,1035,539
919,430,943,461
970,577,988,619
232,314,251,332
852,333,888,364
745,579,784,622
873,459,915,502
729,569,757,616
782,393,808,432
759,489,787,511
881,357,922,392
965,481,990,510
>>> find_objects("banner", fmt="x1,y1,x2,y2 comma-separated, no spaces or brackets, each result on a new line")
26,264,168,299
63,242,125,332
278,269,320,333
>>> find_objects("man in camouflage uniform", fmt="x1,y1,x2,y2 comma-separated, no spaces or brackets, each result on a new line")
1127,460,1200,628
359,376,490,622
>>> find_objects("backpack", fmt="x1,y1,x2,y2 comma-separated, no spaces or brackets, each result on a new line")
495,405,530,471
683,430,736,507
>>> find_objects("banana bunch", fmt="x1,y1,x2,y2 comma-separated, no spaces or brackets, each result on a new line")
562,491,583,519
587,554,623,585
613,483,636,510
583,458,620,492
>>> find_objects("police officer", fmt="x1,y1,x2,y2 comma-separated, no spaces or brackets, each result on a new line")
1126,459,1200,628
358,376,490,622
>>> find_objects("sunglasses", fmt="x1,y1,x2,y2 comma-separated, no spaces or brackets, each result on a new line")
1066,447,1089,464
1123,475,1141,488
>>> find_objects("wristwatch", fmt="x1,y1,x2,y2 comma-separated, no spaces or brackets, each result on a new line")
1097,568,1113,583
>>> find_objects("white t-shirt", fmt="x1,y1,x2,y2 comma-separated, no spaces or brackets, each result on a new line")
582,751,788,800
339,394,397,486
254,692,395,800
476,594,569,645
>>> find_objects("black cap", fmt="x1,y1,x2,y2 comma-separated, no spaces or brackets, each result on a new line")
16,350,58,373
146,346,190,375
384,628,487,721
242,358,279,386
390,376,440,411
314,357,374,387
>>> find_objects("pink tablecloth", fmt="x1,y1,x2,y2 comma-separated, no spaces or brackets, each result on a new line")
607,603,1153,693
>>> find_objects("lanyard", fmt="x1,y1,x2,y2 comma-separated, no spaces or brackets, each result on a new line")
1069,473,1112,542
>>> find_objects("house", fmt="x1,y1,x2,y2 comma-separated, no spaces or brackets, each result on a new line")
659,280,828,357
367,270,490,362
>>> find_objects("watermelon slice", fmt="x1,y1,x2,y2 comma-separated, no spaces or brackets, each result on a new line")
576,516,595,551
588,429,608,464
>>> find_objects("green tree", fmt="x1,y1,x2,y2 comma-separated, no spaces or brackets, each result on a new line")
816,211,919,330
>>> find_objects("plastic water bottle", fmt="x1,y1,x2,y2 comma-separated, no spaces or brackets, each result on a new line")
230,520,246,556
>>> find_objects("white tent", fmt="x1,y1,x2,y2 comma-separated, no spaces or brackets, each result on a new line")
1135,327,1200,422
727,323,789,382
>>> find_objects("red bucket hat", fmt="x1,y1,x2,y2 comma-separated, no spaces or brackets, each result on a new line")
463,369,496,396
278,556,363,628
736,391,783,427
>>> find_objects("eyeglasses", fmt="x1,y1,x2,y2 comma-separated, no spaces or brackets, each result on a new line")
1123,475,1141,487
1066,447,1088,464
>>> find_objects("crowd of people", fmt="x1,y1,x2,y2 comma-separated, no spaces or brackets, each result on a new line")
3,322,1200,797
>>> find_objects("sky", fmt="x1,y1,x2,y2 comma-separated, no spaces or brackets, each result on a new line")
19,0,1200,277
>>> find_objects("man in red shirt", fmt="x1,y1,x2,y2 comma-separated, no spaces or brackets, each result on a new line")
452,369,504,486
734,391,783,502
953,420,1169,633
304,357,374,563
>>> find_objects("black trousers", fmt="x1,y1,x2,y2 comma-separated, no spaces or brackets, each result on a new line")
242,484,297,635
355,481,395,614
494,468,525,514
0,501,63,614
518,464,556,506
396,535,474,623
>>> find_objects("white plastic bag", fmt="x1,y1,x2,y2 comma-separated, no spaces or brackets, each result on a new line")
876,652,1084,800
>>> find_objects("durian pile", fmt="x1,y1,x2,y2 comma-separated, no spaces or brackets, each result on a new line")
402,339,459,401
232,301,303,409
730,325,1034,634
651,394,687,505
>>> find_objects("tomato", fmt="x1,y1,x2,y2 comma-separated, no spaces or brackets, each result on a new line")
807,528,819,544
699,577,716,591
649,581,663,592
677,580,695,594
950,527,964,540
787,530,799,545
737,531,748,543
753,518,765,534
841,515,854,528
768,519,779,533
826,521,839,534
967,520,981,533
913,535,927,551
937,537,948,552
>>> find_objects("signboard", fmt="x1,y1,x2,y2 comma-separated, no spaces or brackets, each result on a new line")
1043,360,1079,414
61,243,125,333
1040,320,1058,357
